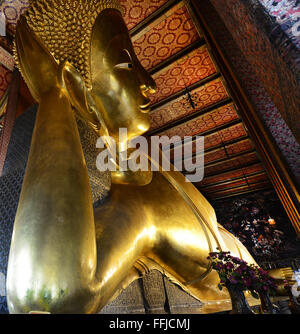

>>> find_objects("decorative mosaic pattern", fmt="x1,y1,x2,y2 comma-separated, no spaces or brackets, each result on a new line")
150,45,217,104
132,3,199,70
218,2,300,108
119,0,169,31
158,103,238,140
0,296,8,314
2,105,36,176
201,0,300,184
259,0,300,50
0,64,11,99
210,0,286,110
209,0,300,150
149,77,228,130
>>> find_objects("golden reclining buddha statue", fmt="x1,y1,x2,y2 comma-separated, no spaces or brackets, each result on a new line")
7,0,261,314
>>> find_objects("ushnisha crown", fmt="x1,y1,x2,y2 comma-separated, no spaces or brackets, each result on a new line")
14,0,122,88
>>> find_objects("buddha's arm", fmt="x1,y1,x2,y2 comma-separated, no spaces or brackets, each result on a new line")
6,88,98,314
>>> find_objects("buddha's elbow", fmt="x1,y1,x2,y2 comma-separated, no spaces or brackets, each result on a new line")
6,252,99,313
6,275,99,314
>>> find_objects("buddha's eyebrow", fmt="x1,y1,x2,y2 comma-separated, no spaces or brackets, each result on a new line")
123,49,133,62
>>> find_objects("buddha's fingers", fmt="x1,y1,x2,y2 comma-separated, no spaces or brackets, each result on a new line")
14,17,59,102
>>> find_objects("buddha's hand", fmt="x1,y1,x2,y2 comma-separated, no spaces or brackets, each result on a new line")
14,17,59,101
15,17,104,133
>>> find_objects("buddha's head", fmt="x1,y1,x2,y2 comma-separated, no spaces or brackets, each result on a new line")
14,0,156,148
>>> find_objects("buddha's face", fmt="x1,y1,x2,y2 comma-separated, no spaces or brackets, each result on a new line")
90,9,156,149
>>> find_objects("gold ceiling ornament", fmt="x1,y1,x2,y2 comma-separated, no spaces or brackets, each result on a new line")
13,0,122,88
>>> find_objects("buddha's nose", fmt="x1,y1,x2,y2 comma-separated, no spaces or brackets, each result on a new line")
138,66,157,95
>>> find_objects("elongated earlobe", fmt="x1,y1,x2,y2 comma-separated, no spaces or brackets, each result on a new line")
59,61,105,135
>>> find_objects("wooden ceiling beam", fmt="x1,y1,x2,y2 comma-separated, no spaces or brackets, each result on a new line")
172,135,250,163
207,185,273,201
199,170,267,189
181,150,259,179
203,179,270,195
196,162,264,185
183,148,257,172
196,161,263,180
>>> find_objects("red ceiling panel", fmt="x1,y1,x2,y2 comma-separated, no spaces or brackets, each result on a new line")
120,0,169,31
166,122,247,162
158,103,238,139
204,149,227,164
149,77,228,130
204,123,247,150
133,3,200,70
149,45,217,104
225,138,254,156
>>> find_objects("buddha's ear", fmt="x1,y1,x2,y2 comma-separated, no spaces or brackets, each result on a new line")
59,61,105,134
14,17,59,101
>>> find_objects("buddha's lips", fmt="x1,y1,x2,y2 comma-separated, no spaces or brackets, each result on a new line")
139,101,151,113
139,107,151,113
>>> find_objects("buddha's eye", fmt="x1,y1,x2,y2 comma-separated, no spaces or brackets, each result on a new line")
114,62,133,70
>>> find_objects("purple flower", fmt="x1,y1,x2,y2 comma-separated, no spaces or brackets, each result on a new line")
228,276,238,284
215,263,224,270
225,262,234,270
243,278,252,288
231,256,246,264
236,266,243,274
239,263,248,272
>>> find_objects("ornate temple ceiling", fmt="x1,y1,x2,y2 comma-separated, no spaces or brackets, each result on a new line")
0,0,272,200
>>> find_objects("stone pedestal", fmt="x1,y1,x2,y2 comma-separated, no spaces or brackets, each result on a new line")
100,270,203,314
